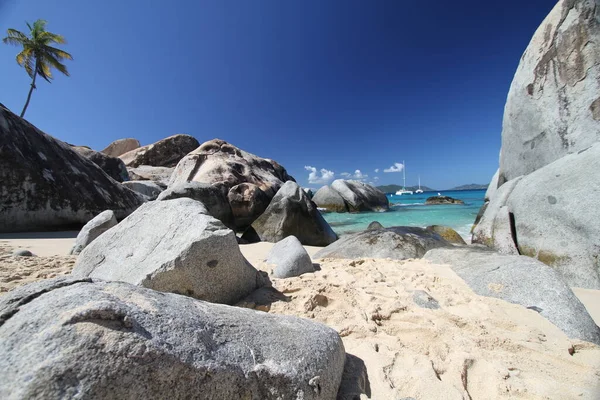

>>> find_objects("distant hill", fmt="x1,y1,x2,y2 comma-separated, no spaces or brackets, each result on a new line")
377,184,437,193
450,184,488,191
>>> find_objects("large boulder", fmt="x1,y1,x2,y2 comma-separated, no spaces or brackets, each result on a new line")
484,169,500,201
0,107,143,233
312,185,348,212
121,180,163,200
157,182,234,229
251,181,338,246
101,138,140,157
330,180,389,212
475,144,600,288
266,235,315,278
314,226,450,260
72,146,129,182
424,247,600,345
0,277,346,399
127,165,174,188
169,139,295,229
119,134,200,168
70,210,117,255
499,0,600,183
72,198,260,305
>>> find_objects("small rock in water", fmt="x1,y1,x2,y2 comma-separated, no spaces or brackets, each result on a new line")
12,249,34,257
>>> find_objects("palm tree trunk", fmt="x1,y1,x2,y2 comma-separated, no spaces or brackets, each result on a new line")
20,62,38,118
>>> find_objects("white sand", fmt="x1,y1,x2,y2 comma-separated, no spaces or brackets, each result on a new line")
0,231,77,256
1,235,600,398
573,287,600,326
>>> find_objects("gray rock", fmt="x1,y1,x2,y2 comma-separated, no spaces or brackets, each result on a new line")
70,210,117,255
71,146,129,182
0,107,143,233
484,169,500,201
314,226,450,260
506,143,600,288
426,225,466,246
101,138,141,157
303,187,314,199
157,181,234,229
12,249,33,257
330,180,389,212
252,181,338,246
72,198,260,305
266,236,315,278
0,277,346,399
240,226,262,244
490,206,519,255
121,180,164,200
228,182,271,229
424,247,600,345
412,290,440,310
119,134,200,168
169,139,295,230
472,177,523,248
499,0,600,183
367,221,384,230
313,185,348,212
127,165,174,188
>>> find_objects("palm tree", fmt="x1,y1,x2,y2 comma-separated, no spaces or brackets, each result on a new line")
2,19,73,118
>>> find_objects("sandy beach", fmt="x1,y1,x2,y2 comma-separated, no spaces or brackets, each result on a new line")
1,233,599,398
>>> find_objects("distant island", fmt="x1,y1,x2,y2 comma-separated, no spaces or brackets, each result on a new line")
377,183,489,193
376,184,436,193
449,184,488,191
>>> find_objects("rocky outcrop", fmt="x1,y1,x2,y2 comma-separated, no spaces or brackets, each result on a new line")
484,169,500,201
425,196,464,205
424,247,600,345
251,181,338,246
266,236,315,278
127,165,174,188
499,0,600,183
314,226,450,260
72,198,260,305
119,134,200,168
72,146,129,182
313,185,348,212
331,180,389,212
101,138,140,157
426,225,466,245
157,182,234,229
169,139,295,229
0,277,346,399
313,180,389,213
70,210,117,255
121,180,163,200
0,107,143,233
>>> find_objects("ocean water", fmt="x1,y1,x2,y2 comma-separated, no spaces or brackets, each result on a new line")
321,189,486,241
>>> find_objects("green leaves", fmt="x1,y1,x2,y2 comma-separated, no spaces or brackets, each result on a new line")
2,19,72,82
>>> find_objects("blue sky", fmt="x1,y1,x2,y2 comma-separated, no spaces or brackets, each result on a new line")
0,0,557,189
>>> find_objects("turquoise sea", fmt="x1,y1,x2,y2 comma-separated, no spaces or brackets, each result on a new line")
321,189,486,242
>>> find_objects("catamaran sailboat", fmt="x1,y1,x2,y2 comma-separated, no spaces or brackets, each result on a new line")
415,175,424,194
395,161,413,195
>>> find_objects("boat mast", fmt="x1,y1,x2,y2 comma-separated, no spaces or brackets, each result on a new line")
403,160,406,189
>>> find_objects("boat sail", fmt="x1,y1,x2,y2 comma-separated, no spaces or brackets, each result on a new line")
415,175,423,194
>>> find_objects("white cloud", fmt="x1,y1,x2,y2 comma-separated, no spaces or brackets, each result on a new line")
340,172,351,177
384,162,404,173
353,170,368,180
374,176,379,181
374,169,379,173
304,166,335,185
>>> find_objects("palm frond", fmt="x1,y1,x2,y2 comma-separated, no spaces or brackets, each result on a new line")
41,51,69,77
38,31,66,45
38,62,53,81
43,45,72,61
